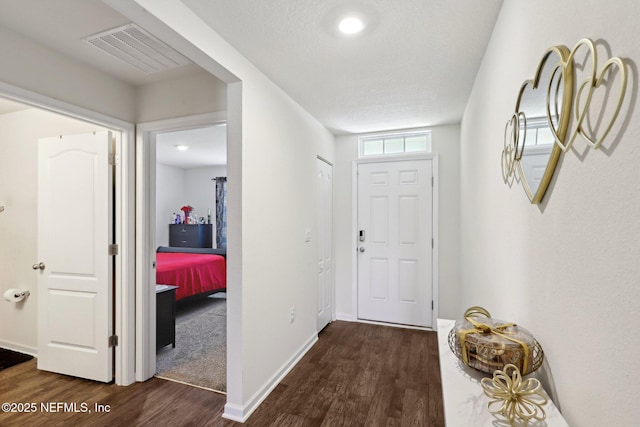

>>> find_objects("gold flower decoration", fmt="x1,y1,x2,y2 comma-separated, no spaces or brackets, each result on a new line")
480,363,548,427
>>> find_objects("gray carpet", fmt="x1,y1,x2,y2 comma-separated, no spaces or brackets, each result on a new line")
156,293,226,392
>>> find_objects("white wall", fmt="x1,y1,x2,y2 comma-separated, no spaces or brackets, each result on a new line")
136,70,227,123
0,109,108,354
155,164,186,247
334,125,461,321
460,1,640,426
110,1,336,418
0,26,135,123
0,24,226,125
237,75,335,405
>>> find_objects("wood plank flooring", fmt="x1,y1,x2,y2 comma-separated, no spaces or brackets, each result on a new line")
0,321,444,426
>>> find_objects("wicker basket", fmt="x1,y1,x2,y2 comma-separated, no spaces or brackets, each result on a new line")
448,306,544,375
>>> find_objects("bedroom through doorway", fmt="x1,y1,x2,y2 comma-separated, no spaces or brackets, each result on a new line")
152,121,228,394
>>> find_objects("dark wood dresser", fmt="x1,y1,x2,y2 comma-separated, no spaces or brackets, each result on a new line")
169,224,213,248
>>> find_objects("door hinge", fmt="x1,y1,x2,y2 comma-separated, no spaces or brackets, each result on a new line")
109,153,119,166
431,238,434,248
109,244,118,256
432,300,434,310
109,335,118,347
431,176,434,187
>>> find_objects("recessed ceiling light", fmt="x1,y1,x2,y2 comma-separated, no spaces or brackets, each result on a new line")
175,144,189,151
338,16,366,35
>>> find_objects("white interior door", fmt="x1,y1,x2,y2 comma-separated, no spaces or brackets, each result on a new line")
37,131,114,382
317,158,333,331
357,159,433,327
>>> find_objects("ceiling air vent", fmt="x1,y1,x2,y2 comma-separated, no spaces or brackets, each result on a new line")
83,23,190,74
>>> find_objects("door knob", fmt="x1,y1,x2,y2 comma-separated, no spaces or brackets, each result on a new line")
32,262,45,270
359,247,365,252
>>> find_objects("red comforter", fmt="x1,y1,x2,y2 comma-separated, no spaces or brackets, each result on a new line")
156,252,226,301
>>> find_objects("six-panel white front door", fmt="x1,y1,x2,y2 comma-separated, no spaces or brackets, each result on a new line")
357,159,433,328
37,131,114,382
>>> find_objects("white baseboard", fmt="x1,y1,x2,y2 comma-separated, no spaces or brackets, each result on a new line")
354,318,434,332
222,332,318,423
221,402,244,423
334,312,354,321
0,340,37,357
336,314,434,332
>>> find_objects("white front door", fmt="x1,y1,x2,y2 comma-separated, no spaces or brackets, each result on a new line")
317,158,333,331
357,159,433,327
37,131,114,382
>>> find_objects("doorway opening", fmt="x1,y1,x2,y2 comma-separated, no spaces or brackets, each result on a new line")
153,123,228,393
135,113,228,394
0,93,134,385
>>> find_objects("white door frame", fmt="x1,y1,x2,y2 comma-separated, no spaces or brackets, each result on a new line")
135,111,227,381
351,154,439,329
0,81,136,385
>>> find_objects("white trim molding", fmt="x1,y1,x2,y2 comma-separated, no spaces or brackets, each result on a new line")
0,340,37,357
222,333,318,422
335,313,355,322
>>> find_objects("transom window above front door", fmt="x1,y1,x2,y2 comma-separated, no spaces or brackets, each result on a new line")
359,130,432,158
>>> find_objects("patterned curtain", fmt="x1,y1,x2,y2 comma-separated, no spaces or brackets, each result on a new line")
214,177,227,248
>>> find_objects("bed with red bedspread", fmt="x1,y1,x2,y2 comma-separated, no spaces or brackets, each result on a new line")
155,247,226,301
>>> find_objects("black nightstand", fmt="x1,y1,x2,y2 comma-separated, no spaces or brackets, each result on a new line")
156,285,179,350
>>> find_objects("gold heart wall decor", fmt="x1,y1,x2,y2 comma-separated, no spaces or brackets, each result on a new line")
502,38,628,204
504,46,572,204
552,38,628,152
501,112,525,185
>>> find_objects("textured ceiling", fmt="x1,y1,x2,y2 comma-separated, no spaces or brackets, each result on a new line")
182,0,504,135
156,125,227,168
0,0,503,136
0,0,203,86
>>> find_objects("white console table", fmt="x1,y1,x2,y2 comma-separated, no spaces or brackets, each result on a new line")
437,319,569,426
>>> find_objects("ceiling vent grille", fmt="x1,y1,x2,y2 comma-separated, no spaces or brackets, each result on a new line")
83,23,190,74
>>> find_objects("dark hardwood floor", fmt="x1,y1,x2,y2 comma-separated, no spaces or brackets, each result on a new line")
0,321,444,426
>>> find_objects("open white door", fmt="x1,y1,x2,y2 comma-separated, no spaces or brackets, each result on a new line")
37,131,114,382
357,159,433,328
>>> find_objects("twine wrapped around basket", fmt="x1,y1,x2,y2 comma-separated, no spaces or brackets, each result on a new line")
448,306,544,375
